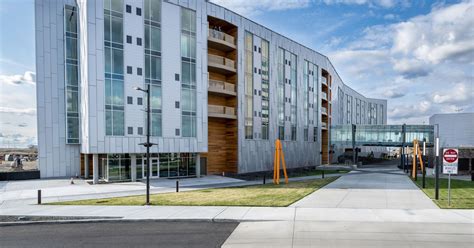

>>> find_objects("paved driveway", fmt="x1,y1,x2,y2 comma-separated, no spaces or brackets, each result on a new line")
291,165,438,209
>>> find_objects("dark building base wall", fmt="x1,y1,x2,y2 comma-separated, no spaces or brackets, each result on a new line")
0,170,41,181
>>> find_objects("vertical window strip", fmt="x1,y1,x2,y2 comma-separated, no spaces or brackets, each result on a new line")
277,48,285,140
244,32,253,139
261,39,270,140
144,0,162,136
290,53,297,141
104,0,125,136
181,8,196,137
64,5,80,144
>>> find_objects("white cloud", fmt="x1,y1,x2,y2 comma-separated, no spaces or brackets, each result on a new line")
432,82,473,105
0,133,37,148
210,0,311,16
0,107,36,116
326,0,474,124
0,71,36,85
391,0,474,64
322,0,409,8
392,58,432,79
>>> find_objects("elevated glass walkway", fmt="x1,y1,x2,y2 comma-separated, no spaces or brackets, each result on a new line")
331,124,434,147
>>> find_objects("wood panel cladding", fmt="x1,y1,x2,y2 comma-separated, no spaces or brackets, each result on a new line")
207,15,239,174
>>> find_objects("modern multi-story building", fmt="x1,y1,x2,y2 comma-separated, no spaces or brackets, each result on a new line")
35,0,387,182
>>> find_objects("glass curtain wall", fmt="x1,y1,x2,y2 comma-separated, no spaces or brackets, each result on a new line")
157,153,196,178
181,8,197,137
106,154,130,182
290,53,297,141
104,0,125,136
144,0,162,136
64,5,80,144
244,32,253,139
261,39,270,140
277,48,285,140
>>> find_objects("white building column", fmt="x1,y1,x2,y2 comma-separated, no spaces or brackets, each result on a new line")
93,154,99,184
131,154,137,182
196,154,201,178
84,154,89,179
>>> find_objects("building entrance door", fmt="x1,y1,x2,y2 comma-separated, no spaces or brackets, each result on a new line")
142,158,159,178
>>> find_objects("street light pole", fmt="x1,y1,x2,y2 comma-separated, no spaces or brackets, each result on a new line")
434,124,440,200
134,85,154,205
146,85,151,205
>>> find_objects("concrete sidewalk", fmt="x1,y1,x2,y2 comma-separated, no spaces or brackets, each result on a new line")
0,205,472,224
291,166,438,209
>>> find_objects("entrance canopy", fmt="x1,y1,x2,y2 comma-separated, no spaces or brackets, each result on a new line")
331,125,434,147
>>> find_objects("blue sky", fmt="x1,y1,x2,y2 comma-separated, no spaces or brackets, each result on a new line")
0,0,473,147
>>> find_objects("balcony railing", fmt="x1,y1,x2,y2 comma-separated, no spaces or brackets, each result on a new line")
321,106,328,115
208,29,236,46
321,122,328,129
321,92,327,100
208,104,236,119
208,54,236,73
321,77,327,86
208,79,236,96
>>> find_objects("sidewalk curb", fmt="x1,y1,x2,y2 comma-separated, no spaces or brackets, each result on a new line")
0,217,242,227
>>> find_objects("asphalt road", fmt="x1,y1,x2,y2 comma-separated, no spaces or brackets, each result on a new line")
0,221,239,248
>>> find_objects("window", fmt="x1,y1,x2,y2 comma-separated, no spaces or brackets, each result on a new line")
104,0,125,136
144,0,162,136
136,7,141,16
244,32,253,139
126,35,132,44
137,67,142,75
261,40,269,140
175,129,180,136
138,127,143,135
137,97,143,105
175,73,180,81
127,66,132,74
313,127,318,142
128,127,133,135
64,5,80,144
127,96,133,104
180,8,196,137
175,101,180,108
126,5,131,13
136,37,142,46
304,128,308,141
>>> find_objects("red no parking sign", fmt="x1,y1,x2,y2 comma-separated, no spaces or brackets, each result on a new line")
443,149,458,174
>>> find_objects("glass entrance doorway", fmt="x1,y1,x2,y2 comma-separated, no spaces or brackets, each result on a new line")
142,158,159,178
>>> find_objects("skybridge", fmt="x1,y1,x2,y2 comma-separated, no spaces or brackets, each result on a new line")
331,124,435,148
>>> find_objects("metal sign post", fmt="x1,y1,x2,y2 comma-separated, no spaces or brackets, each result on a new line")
448,173,451,206
435,138,439,200
443,148,458,207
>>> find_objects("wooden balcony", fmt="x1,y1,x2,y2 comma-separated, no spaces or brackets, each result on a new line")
208,79,237,97
321,92,327,101
322,77,327,86
208,54,236,75
208,104,236,119
208,29,236,52
321,122,328,129
321,106,328,115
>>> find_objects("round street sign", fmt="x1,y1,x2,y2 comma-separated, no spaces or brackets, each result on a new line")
443,149,458,163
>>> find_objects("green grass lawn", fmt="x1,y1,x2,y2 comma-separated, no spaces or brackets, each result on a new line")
50,177,337,207
414,177,474,209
